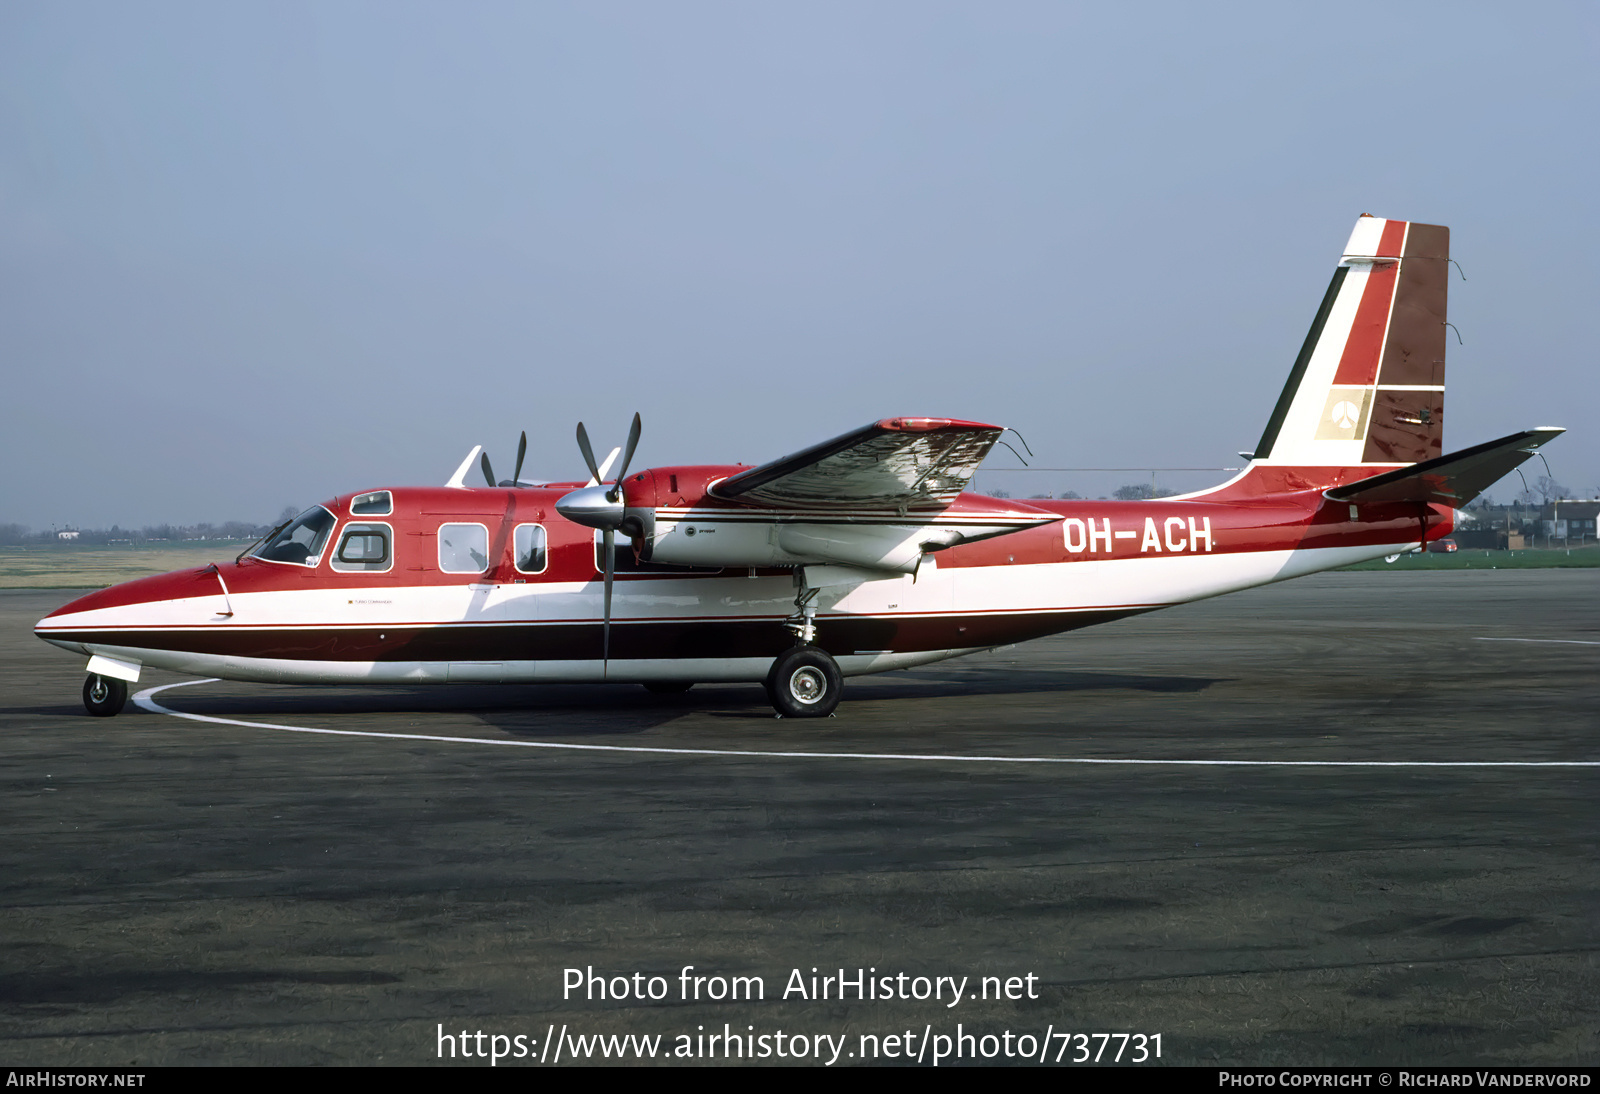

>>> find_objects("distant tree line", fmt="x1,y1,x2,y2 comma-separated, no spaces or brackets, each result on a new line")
0,519,281,547
1515,476,1573,506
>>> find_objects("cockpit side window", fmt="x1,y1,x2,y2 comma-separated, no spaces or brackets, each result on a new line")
330,523,393,573
254,507,337,567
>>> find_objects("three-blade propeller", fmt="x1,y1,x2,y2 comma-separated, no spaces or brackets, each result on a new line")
556,413,643,675
480,431,530,488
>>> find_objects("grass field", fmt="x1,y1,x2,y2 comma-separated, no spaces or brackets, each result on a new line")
5,538,1597,588
0,542,255,588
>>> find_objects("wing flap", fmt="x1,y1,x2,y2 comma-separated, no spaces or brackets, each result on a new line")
1325,427,1564,507
711,418,1005,511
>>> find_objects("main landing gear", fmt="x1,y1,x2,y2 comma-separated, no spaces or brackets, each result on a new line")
764,575,843,718
83,673,128,718
765,645,842,718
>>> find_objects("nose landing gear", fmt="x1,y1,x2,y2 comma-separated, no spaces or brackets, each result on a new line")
83,673,128,717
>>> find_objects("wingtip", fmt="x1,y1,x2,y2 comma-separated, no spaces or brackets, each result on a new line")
1522,426,1567,448
875,417,1004,433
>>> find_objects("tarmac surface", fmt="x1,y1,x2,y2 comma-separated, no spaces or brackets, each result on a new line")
1,571,1596,1067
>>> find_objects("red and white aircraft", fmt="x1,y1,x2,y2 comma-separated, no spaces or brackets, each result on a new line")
37,216,1562,719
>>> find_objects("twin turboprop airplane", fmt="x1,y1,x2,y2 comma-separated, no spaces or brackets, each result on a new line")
37,215,1562,720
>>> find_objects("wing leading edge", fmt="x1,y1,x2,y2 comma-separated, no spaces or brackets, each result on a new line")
710,418,1006,512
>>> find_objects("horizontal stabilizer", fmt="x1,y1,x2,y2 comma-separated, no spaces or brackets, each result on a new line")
1325,427,1564,507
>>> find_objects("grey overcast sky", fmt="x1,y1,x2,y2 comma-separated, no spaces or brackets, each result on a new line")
1,1,1595,528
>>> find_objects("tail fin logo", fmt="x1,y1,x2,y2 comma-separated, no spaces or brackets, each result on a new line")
1315,387,1373,441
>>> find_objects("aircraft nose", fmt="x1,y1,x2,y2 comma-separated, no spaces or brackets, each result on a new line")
555,484,625,531
35,567,219,635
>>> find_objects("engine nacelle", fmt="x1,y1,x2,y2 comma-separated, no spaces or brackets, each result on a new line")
643,516,968,573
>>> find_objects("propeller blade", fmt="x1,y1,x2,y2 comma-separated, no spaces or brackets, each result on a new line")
575,422,603,485
592,447,621,485
607,413,643,501
601,527,615,675
512,431,527,487
480,452,496,489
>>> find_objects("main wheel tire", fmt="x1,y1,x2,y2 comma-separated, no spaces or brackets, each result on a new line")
642,681,695,695
765,647,842,718
83,674,128,718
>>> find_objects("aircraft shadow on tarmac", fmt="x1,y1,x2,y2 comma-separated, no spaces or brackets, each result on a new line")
13,667,1225,739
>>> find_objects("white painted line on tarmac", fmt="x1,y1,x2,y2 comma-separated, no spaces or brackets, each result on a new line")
133,679,1600,769
1475,637,1600,646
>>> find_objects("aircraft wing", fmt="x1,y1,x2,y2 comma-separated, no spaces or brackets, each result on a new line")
710,418,1007,511
1325,427,1564,507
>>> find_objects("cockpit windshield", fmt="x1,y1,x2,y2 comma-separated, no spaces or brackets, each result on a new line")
254,506,336,566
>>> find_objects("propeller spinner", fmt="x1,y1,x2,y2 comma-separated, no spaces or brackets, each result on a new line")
555,413,643,674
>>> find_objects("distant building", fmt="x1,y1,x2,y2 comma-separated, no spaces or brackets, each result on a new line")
1454,507,1527,550
1539,500,1599,545
57,530,79,541
1453,526,1524,550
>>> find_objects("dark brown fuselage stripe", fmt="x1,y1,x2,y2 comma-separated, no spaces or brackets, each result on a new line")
50,609,1142,663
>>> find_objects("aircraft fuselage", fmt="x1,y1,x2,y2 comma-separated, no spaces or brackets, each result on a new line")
35,473,1447,688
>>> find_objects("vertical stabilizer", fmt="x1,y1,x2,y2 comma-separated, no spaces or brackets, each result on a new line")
1252,216,1449,469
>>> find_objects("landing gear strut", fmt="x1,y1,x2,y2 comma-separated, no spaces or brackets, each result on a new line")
785,586,820,645
82,674,128,718
765,573,842,718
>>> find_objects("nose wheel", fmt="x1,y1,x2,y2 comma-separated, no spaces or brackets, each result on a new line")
82,674,129,718
765,646,842,718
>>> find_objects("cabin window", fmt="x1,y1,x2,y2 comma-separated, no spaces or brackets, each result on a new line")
254,506,336,567
438,523,489,574
351,490,392,516
331,523,392,573
514,524,547,574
